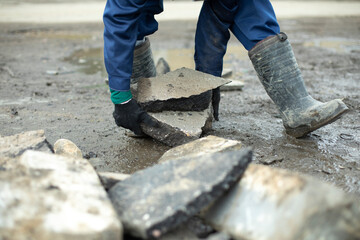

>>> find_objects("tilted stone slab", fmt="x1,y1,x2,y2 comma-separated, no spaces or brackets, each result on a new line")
202,164,360,240
220,80,245,91
0,130,52,158
0,151,122,240
136,67,230,112
108,149,253,239
141,106,213,147
158,135,242,163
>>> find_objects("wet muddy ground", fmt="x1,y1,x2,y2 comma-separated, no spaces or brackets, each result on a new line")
0,17,359,197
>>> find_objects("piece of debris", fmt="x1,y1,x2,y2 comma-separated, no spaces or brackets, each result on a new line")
97,171,130,190
156,57,171,76
108,149,252,239
221,68,232,78
0,130,52,159
136,67,230,112
46,70,59,75
202,164,360,240
1,66,15,77
158,135,242,163
54,139,82,159
84,151,97,159
259,156,284,165
0,150,123,240
220,79,245,91
141,106,213,147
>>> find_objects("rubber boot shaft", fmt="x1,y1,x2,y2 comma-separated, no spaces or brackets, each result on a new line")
131,37,156,82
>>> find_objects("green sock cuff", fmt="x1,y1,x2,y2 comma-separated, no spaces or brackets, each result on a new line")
110,89,132,104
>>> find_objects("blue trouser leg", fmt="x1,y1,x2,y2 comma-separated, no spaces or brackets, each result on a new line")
230,0,280,50
194,0,238,77
103,0,162,91
194,0,280,75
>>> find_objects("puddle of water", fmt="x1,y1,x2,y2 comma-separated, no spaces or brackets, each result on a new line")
303,38,360,53
64,48,106,76
64,45,248,77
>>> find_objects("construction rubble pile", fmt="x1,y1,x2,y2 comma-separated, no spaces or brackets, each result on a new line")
1,69,359,240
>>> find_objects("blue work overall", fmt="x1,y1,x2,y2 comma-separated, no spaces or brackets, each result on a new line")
103,0,280,91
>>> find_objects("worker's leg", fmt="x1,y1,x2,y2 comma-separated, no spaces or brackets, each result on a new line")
194,0,239,120
231,0,348,137
103,0,162,92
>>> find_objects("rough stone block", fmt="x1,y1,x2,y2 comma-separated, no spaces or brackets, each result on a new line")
141,106,213,147
98,171,130,190
202,164,360,240
108,149,253,239
0,150,122,240
158,135,242,163
0,130,52,158
54,138,83,159
136,67,230,112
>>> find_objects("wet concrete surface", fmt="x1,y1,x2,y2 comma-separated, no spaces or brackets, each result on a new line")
0,17,359,196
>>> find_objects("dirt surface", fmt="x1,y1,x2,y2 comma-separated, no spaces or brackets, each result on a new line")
0,17,359,198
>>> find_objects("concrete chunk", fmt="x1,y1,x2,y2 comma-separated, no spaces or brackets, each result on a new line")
141,106,213,147
0,130,52,158
136,68,230,112
158,135,242,163
0,151,122,240
202,164,360,240
54,138,83,159
108,149,252,239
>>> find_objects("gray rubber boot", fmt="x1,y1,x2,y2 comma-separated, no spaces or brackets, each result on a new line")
131,37,156,83
249,32,348,138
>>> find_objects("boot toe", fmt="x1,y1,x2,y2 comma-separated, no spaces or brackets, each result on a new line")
284,99,349,138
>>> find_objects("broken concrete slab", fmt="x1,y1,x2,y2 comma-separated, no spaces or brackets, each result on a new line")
220,80,244,91
141,106,213,147
202,164,360,240
108,149,252,239
0,150,123,240
98,171,130,190
136,67,230,112
0,130,52,158
54,138,83,159
158,135,242,163
156,57,171,76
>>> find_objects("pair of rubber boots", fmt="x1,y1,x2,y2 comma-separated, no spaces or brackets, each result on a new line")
133,34,348,138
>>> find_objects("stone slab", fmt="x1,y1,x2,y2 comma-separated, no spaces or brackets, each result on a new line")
141,106,213,147
108,149,253,239
136,68,230,112
97,171,130,190
0,130,52,158
0,150,122,240
158,135,242,163
202,164,360,240
220,80,245,91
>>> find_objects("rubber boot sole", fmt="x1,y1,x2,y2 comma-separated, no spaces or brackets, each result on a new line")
285,104,349,138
